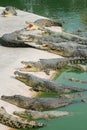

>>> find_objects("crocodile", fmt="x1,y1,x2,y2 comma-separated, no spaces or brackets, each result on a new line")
14,71,87,93
17,31,87,57
1,28,87,57
0,106,44,129
1,95,72,111
25,18,62,30
2,6,17,16
1,28,87,47
20,57,87,74
81,99,87,103
1,31,87,57
14,110,69,120
68,78,87,84
17,31,87,45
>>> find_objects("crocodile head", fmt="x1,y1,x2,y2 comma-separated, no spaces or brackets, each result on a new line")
2,6,17,16
14,71,27,78
14,71,33,86
26,23,39,30
20,61,41,72
1,95,22,106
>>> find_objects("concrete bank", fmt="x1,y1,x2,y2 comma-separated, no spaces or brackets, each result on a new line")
0,7,61,130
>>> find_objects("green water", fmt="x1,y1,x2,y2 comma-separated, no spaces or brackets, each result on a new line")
32,70,87,130
0,0,87,130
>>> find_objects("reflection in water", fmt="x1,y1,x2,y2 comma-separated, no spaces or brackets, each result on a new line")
0,0,87,13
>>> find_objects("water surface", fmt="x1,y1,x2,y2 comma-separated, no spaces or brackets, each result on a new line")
0,0,87,34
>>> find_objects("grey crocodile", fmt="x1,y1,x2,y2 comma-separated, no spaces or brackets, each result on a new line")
1,28,87,57
25,18,62,30
41,42,87,57
2,6,17,16
14,71,87,93
20,57,87,74
14,110,69,120
18,33,87,57
0,28,87,46
17,31,87,45
0,30,30,47
0,106,44,129
1,95,72,111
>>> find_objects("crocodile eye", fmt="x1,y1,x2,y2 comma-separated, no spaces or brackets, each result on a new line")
6,7,9,11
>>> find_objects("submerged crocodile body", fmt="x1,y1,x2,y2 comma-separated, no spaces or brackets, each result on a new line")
21,57,87,74
68,78,87,84
14,71,87,93
1,95,72,111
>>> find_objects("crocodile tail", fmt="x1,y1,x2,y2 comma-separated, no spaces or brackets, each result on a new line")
69,57,87,64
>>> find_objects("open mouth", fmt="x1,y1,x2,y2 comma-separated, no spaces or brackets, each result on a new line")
20,62,38,72
14,71,31,86
24,65,32,69
20,64,36,72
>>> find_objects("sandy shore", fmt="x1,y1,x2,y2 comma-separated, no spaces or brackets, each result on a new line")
0,7,62,130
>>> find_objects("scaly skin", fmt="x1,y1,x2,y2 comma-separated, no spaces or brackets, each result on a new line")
17,32,87,57
14,71,87,93
68,64,87,72
17,31,87,45
25,18,62,30
1,95,72,111
20,57,87,74
0,106,44,129
14,110,69,120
